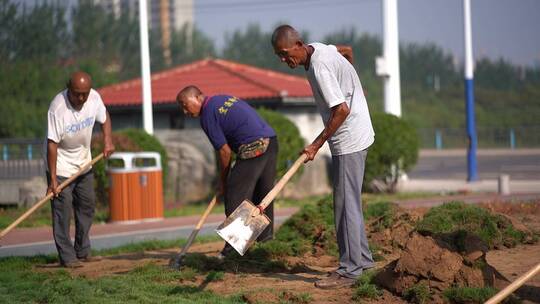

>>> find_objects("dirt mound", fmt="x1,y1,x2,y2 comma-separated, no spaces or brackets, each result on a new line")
374,232,509,303
368,207,420,254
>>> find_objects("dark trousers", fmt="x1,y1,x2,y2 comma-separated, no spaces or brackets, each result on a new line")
47,170,96,264
224,137,278,246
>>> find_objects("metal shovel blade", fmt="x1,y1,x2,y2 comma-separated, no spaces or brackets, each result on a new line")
215,200,270,256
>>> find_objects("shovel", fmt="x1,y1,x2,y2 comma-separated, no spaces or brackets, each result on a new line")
216,153,307,255
169,195,218,269
0,153,104,242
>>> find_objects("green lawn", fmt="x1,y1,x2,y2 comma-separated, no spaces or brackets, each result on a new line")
0,235,315,304
0,236,238,303
0,257,244,303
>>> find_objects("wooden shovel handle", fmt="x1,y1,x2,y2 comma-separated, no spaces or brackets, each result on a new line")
485,262,540,304
258,154,307,211
176,196,218,257
0,153,104,240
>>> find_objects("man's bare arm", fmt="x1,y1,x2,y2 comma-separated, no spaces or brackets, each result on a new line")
302,102,350,162
101,111,115,158
47,139,59,196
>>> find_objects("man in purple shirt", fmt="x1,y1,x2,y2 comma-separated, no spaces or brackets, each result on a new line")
176,85,278,258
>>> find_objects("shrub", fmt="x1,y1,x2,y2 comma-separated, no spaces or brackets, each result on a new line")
118,128,168,184
364,112,419,192
91,128,168,207
416,201,530,249
257,108,305,179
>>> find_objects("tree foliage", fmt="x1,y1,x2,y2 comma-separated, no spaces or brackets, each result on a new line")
0,0,214,138
1,0,539,143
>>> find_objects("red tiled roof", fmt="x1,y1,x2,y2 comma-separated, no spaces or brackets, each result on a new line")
98,58,313,107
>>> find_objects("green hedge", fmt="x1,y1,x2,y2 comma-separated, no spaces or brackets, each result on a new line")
256,108,305,179
91,128,168,206
364,113,420,192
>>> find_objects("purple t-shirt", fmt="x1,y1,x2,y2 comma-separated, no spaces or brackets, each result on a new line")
200,95,276,152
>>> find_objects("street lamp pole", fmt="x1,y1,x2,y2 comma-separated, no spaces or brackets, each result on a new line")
463,0,478,181
139,0,154,135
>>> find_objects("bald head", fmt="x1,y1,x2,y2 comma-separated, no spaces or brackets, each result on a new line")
68,71,92,91
176,85,204,117
177,85,202,102
271,25,309,69
271,24,301,48
66,71,92,109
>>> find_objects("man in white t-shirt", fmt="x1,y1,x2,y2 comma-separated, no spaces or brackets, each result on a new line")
46,71,115,268
272,25,375,289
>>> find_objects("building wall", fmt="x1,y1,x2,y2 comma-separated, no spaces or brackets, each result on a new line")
95,0,193,32
169,0,194,31
148,0,193,30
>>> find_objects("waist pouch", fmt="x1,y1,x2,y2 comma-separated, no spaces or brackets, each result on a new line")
237,138,270,159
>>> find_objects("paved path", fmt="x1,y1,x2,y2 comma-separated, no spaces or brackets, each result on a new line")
409,149,540,180
0,207,298,257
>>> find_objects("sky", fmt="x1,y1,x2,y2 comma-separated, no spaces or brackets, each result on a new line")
192,0,540,67
18,0,540,67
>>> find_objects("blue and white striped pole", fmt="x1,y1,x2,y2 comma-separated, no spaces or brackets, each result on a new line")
463,0,478,181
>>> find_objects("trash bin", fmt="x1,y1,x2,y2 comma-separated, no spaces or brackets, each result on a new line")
107,152,142,223
107,152,164,223
133,152,164,221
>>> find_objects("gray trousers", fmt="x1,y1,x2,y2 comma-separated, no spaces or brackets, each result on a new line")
47,170,96,264
332,150,374,278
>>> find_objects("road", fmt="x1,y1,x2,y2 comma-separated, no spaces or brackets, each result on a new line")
0,214,293,258
409,149,540,180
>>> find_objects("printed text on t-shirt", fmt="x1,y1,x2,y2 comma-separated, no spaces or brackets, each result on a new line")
218,97,239,115
65,117,95,134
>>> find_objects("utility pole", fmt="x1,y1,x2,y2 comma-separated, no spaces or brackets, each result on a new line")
376,0,402,117
463,0,478,181
139,0,154,134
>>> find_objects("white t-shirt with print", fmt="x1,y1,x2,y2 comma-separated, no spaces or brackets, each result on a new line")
307,42,375,156
46,89,107,177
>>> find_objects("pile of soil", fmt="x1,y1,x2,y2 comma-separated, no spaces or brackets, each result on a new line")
374,232,508,303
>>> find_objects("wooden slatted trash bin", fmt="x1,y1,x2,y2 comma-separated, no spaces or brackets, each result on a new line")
107,152,142,223
133,152,164,221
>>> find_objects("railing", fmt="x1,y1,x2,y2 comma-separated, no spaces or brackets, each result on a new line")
0,138,45,179
417,126,540,149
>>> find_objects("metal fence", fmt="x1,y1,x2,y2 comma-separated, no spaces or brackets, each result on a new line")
2,126,539,179
0,138,45,179
418,126,540,149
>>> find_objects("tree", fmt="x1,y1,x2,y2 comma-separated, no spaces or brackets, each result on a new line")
169,24,216,66
222,23,308,75
1,1,68,62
